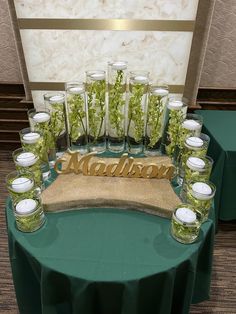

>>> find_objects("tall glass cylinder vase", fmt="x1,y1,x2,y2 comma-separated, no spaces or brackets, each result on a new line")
161,98,187,163
65,82,88,153
44,93,69,161
86,70,106,153
28,108,55,165
145,84,169,156
107,61,127,153
127,71,149,154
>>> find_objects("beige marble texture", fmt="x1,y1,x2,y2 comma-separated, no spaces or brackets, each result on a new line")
14,0,199,20
21,30,193,84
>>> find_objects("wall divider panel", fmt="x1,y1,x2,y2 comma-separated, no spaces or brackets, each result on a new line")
12,0,201,109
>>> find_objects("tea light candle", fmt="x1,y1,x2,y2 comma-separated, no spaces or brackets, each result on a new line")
176,207,196,224
16,152,38,167
68,86,84,94
168,100,183,110
11,177,34,193
186,157,205,171
152,88,168,97
22,132,40,144
111,61,127,70
182,119,201,131
33,112,50,123
49,95,64,104
90,73,105,80
134,76,148,84
192,182,212,200
186,137,204,148
15,199,37,215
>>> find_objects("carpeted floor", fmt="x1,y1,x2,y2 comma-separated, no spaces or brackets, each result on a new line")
0,150,235,314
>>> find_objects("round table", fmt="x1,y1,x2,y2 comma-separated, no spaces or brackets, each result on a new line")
6,196,215,314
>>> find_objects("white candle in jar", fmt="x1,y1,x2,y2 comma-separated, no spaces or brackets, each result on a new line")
68,86,84,94
90,73,105,80
176,207,196,224
22,132,40,144
192,182,213,200
111,61,127,70
186,137,204,148
49,95,65,104
152,88,168,97
11,177,34,193
186,157,205,171
133,76,148,84
16,152,38,167
182,119,201,131
167,100,183,110
15,199,37,215
33,112,50,123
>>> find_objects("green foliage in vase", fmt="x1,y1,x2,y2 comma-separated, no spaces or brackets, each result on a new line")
165,109,184,157
87,80,106,141
15,205,44,232
50,103,66,141
127,83,146,143
67,94,86,142
108,70,125,138
171,217,199,243
16,162,43,188
184,167,211,184
180,147,207,173
22,138,48,164
186,189,212,222
34,120,55,152
146,94,165,148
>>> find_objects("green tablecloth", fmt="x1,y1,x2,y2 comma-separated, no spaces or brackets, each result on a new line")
6,195,215,314
196,110,236,220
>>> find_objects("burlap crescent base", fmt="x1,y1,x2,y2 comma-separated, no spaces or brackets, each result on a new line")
42,174,181,218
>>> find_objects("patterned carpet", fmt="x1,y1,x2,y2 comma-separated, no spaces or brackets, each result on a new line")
0,150,235,314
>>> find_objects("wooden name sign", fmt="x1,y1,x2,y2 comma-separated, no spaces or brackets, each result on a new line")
54,151,175,180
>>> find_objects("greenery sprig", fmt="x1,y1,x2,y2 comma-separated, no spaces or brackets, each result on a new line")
127,83,146,143
67,94,86,142
146,94,165,148
87,80,106,142
165,109,184,157
108,70,125,138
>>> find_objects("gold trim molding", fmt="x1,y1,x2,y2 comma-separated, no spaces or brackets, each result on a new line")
29,82,184,94
18,19,194,32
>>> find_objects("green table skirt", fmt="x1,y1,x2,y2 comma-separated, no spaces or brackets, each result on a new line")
196,110,236,220
6,197,215,314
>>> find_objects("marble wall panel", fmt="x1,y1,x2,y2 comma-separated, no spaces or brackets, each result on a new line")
14,0,199,20
21,30,193,85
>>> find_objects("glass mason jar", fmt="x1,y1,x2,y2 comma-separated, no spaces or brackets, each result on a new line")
28,108,55,166
127,71,149,154
65,82,88,153
14,198,46,232
44,92,69,161
107,61,127,153
145,84,169,156
6,170,39,205
171,204,201,244
86,70,106,153
183,181,216,223
19,127,50,180
161,98,187,162
12,148,44,190
178,133,210,183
